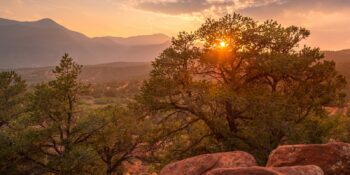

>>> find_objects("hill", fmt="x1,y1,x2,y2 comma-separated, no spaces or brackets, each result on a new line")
10,62,152,84
324,50,350,86
4,49,350,86
324,49,350,63
97,33,170,46
0,18,170,68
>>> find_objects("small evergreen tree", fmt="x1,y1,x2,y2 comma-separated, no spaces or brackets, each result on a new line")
19,54,103,174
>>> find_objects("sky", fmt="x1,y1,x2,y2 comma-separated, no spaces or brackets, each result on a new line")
1,0,350,50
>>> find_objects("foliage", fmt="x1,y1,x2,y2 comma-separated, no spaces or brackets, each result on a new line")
137,13,347,164
0,71,28,174
0,54,153,175
90,105,151,175
0,71,27,127
15,54,104,174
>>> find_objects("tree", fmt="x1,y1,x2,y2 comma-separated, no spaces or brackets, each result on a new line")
0,71,29,174
18,54,104,174
137,14,346,163
91,105,149,175
0,71,27,128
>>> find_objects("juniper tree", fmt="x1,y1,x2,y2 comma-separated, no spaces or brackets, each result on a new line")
138,14,346,163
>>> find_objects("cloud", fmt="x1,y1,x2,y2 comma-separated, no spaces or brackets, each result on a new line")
0,9,14,15
130,0,277,15
127,0,350,50
236,0,350,50
239,0,350,18
133,0,224,15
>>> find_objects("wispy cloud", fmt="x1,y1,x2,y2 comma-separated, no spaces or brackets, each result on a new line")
236,0,350,50
128,0,277,16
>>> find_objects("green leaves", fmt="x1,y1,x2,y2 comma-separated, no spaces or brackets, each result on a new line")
138,13,347,164
16,54,101,174
89,105,153,175
0,71,27,128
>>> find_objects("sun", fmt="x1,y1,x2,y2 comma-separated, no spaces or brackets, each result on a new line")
219,41,227,48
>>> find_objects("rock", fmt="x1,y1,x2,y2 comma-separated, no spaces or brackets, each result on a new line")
205,165,323,175
205,167,281,175
267,142,350,175
271,165,324,175
159,151,257,175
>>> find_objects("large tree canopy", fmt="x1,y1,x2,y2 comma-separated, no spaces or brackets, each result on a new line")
138,13,346,163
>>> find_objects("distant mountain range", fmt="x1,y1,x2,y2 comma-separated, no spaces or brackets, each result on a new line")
324,49,350,63
0,18,171,68
324,50,350,87
5,50,349,86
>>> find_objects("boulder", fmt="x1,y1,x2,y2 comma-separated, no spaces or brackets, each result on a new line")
205,167,281,175
205,165,323,175
159,151,256,175
267,142,350,175
271,165,324,175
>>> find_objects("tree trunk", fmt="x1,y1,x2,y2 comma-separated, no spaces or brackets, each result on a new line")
106,166,113,175
225,101,238,133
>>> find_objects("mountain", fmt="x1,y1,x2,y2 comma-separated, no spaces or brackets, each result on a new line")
324,50,350,87
324,49,350,63
7,49,349,85
98,33,171,46
0,18,171,68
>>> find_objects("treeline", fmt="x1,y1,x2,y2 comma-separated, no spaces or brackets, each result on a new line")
1,14,350,175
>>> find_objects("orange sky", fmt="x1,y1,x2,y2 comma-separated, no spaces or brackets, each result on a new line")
1,0,350,50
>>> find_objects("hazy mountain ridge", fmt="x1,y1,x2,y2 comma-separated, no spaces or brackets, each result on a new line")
324,50,350,93
0,18,171,68
96,33,171,46
324,49,350,63
6,49,350,86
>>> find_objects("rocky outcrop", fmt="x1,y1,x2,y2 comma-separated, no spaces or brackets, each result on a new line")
205,165,323,175
271,165,324,175
160,142,350,175
159,151,257,175
267,142,350,175
205,167,281,175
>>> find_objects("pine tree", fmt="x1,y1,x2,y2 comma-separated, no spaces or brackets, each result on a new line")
19,54,103,174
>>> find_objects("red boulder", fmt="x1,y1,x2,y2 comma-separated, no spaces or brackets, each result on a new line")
205,165,323,175
159,151,257,175
271,165,324,175
267,142,350,175
205,167,281,175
